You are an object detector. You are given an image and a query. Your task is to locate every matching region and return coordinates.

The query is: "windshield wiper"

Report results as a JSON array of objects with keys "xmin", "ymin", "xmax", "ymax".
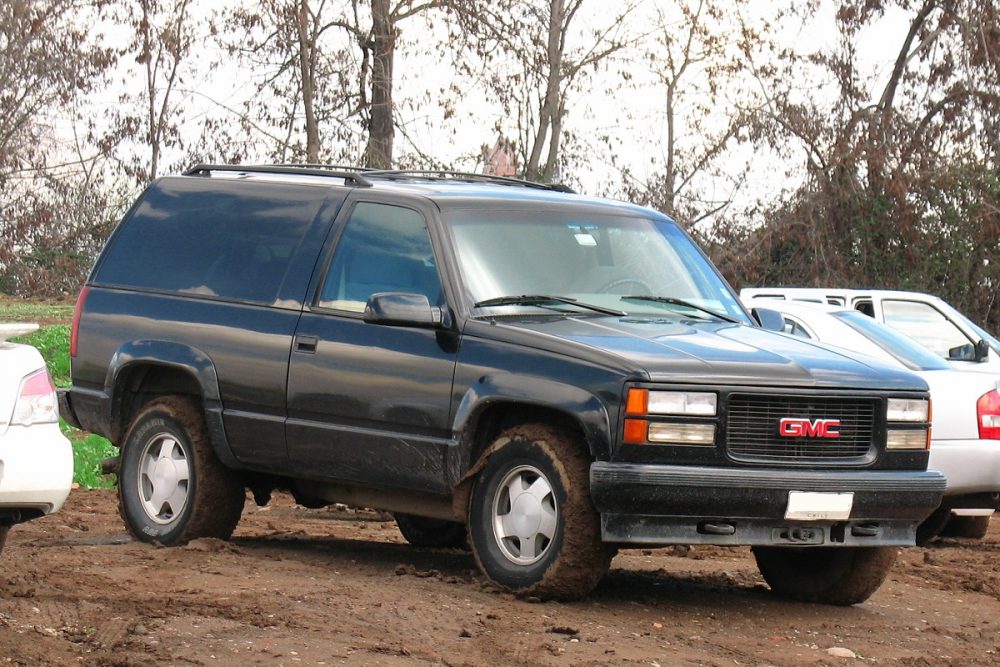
[
  {"xmin": 475, "ymin": 294, "xmax": 626, "ymax": 317},
  {"xmin": 620, "ymin": 295, "xmax": 740, "ymax": 323}
]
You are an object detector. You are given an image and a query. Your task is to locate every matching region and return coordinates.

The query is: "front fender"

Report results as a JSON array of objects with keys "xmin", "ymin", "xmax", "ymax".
[{"xmin": 453, "ymin": 373, "xmax": 613, "ymax": 462}]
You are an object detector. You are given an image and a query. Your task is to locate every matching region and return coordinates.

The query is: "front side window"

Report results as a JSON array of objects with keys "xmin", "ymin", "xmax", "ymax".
[
  {"xmin": 442, "ymin": 207, "xmax": 750, "ymax": 323},
  {"xmin": 881, "ymin": 300, "xmax": 971, "ymax": 359},
  {"xmin": 318, "ymin": 203, "xmax": 442, "ymax": 312}
]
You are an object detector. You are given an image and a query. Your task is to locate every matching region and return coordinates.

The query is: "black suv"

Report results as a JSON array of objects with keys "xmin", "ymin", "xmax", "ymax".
[{"xmin": 61, "ymin": 165, "xmax": 945, "ymax": 604}]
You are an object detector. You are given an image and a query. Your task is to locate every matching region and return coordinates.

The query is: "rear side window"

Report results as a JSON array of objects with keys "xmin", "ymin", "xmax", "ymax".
[{"xmin": 95, "ymin": 178, "xmax": 327, "ymax": 304}]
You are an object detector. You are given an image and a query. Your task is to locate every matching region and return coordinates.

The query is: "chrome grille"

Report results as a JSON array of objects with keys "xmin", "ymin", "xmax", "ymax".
[{"xmin": 726, "ymin": 394, "xmax": 877, "ymax": 461}]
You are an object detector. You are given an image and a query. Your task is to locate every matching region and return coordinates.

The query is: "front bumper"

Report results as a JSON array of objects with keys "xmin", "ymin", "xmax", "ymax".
[
  {"xmin": 0, "ymin": 422, "xmax": 73, "ymax": 524},
  {"xmin": 590, "ymin": 462, "xmax": 946, "ymax": 547}
]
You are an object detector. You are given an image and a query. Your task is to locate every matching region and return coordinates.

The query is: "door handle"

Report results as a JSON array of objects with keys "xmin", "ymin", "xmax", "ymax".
[{"xmin": 294, "ymin": 335, "xmax": 318, "ymax": 353}]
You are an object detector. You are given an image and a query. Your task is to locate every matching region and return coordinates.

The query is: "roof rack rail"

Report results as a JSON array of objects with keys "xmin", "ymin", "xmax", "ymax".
[
  {"xmin": 363, "ymin": 169, "xmax": 575, "ymax": 193},
  {"xmin": 184, "ymin": 164, "xmax": 373, "ymax": 188},
  {"xmin": 270, "ymin": 163, "xmax": 378, "ymax": 172}
]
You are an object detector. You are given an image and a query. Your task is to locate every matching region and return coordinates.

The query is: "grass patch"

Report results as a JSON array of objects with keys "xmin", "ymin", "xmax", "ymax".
[
  {"xmin": 18, "ymin": 325, "xmax": 71, "ymax": 387},
  {"xmin": 66, "ymin": 427, "xmax": 118, "ymax": 490},
  {"xmin": 0, "ymin": 299, "xmax": 73, "ymax": 324}
]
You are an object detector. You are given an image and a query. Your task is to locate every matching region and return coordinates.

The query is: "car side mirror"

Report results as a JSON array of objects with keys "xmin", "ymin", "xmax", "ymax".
[
  {"xmin": 948, "ymin": 339, "xmax": 991, "ymax": 362},
  {"xmin": 752, "ymin": 307, "xmax": 786, "ymax": 332},
  {"xmin": 364, "ymin": 292, "xmax": 443, "ymax": 328}
]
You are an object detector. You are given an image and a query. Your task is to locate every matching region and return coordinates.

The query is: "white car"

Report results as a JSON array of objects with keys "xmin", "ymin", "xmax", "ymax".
[
  {"xmin": 0, "ymin": 323, "xmax": 74, "ymax": 554},
  {"xmin": 741, "ymin": 287, "xmax": 1000, "ymax": 371},
  {"xmin": 745, "ymin": 299, "xmax": 1000, "ymax": 541}
]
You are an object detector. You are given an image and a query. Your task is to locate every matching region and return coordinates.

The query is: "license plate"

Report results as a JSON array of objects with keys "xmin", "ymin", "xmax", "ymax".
[{"xmin": 784, "ymin": 491, "xmax": 854, "ymax": 521}]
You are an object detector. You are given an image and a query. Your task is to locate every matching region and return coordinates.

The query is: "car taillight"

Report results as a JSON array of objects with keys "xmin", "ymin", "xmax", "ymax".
[
  {"xmin": 11, "ymin": 368, "xmax": 59, "ymax": 426},
  {"xmin": 977, "ymin": 389, "xmax": 1000, "ymax": 440},
  {"xmin": 70, "ymin": 285, "xmax": 90, "ymax": 358}
]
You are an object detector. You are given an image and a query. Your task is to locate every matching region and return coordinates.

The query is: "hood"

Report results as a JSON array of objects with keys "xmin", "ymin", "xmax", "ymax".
[{"xmin": 495, "ymin": 316, "xmax": 928, "ymax": 391}]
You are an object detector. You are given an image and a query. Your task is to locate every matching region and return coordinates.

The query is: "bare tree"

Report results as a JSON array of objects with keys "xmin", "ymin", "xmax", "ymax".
[
  {"xmin": 454, "ymin": 0, "xmax": 637, "ymax": 183},
  {"xmin": 101, "ymin": 0, "xmax": 203, "ymax": 182},
  {"xmin": 714, "ymin": 0, "xmax": 1000, "ymax": 325},
  {"xmin": 614, "ymin": 1, "xmax": 767, "ymax": 225},
  {"xmin": 0, "ymin": 0, "xmax": 111, "ymax": 186},
  {"xmin": 225, "ymin": 0, "xmax": 448, "ymax": 167}
]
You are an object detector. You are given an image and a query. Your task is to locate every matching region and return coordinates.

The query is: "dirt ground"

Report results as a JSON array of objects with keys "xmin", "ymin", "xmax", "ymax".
[{"xmin": 2, "ymin": 490, "xmax": 998, "ymax": 666}]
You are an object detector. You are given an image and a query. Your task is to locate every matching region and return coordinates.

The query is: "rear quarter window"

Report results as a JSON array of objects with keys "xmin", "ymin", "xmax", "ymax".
[{"xmin": 94, "ymin": 177, "xmax": 328, "ymax": 304}]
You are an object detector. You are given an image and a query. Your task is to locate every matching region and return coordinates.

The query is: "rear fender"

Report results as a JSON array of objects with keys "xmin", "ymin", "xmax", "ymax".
[{"xmin": 106, "ymin": 340, "xmax": 237, "ymax": 467}]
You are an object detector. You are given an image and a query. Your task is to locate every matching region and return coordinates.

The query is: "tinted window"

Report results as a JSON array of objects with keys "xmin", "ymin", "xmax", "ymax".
[
  {"xmin": 318, "ymin": 203, "xmax": 442, "ymax": 312},
  {"xmin": 881, "ymin": 299, "xmax": 971, "ymax": 358},
  {"xmin": 96, "ymin": 178, "xmax": 325, "ymax": 304}
]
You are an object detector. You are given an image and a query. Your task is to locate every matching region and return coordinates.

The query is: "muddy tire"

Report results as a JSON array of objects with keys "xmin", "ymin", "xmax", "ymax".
[
  {"xmin": 118, "ymin": 396, "xmax": 245, "ymax": 546},
  {"xmin": 941, "ymin": 515, "xmax": 991, "ymax": 539},
  {"xmin": 467, "ymin": 424, "xmax": 613, "ymax": 600},
  {"xmin": 394, "ymin": 513, "xmax": 468, "ymax": 549},
  {"xmin": 0, "ymin": 526, "xmax": 8, "ymax": 555},
  {"xmin": 753, "ymin": 546, "xmax": 897, "ymax": 605},
  {"xmin": 916, "ymin": 506, "xmax": 952, "ymax": 545}
]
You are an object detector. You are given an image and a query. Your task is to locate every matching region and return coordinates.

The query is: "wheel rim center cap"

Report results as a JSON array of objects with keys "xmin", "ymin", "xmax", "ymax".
[
  {"xmin": 510, "ymin": 493, "xmax": 542, "ymax": 537},
  {"xmin": 153, "ymin": 458, "xmax": 177, "ymax": 490}
]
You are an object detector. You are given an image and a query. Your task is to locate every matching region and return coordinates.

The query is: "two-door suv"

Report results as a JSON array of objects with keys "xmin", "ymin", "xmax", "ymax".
[{"xmin": 61, "ymin": 165, "xmax": 945, "ymax": 604}]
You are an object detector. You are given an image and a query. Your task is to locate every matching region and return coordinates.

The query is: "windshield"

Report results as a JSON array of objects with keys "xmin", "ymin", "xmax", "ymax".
[
  {"xmin": 442, "ymin": 206, "xmax": 751, "ymax": 323},
  {"xmin": 834, "ymin": 311, "xmax": 951, "ymax": 371}
]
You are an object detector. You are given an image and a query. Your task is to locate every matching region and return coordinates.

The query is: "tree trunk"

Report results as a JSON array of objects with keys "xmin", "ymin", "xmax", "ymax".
[
  {"xmin": 142, "ymin": 0, "xmax": 158, "ymax": 179},
  {"xmin": 296, "ymin": 0, "xmax": 320, "ymax": 162},
  {"xmin": 364, "ymin": 0, "xmax": 395, "ymax": 169},
  {"xmin": 526, "ymin": 0, "xmax": 564, "ymax": 182}
]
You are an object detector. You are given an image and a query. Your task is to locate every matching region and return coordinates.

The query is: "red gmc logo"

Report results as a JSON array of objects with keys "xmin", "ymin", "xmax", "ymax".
[{"xmin": 778, "ymin": 417, "xmax": 841, "ymax": 438}]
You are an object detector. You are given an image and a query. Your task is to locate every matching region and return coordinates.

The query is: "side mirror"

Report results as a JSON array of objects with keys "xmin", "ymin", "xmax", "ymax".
[
  {"xmin": 948, "ymin": 339, "xmax": 991, "ymax": 362},
  {"xmin": 364, "ymin": 292, "xmax": 443, "ymax": 328},
  {"xmin": 752, "ymin": 307, "xmax": 786, "ymax": 332}
]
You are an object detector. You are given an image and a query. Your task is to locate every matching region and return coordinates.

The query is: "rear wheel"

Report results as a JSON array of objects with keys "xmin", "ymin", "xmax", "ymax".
[
  {"xmin": 467, "ymin": 424, "xmax": 613, "ymax": 599},
  {"xmin": 753, "ymin": 546, "xmax": 897, "ymax": 605},
  {"xmin": 118, "ymin": 396, "xmax": 245, "ymax": 545},
  {"xmin": 941, "ymin": 515, "xmax": 991, "ymax": 539},
  {"xmin": 394, "ymin": 513, "xmax": 468, "ymax": 549},
  {"xmin": 916, "ymin": 506, "xmax": 952, "ymax": 545}
]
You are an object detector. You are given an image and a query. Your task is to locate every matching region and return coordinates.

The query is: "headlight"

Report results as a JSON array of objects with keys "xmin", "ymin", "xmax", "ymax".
[
  {"xmin": 627, "ymin": 389, "xmax": 717, "ymax": 416},
  {"xmin": 886, "ymin": 398, "xmax": 929, "ymax": 422}
]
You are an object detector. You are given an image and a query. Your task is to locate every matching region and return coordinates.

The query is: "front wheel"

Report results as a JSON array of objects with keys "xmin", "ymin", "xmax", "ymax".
[
  {"xmin": 753, "ymin": 546, "xmax": 897, "ymax": 605},
  {"xmin": 118, "ymin": 396, "xmax": 245, "ymax": 545},
  {"xmin": 467, "ymin": 424, "xmax": 613, "ymax": 599}
]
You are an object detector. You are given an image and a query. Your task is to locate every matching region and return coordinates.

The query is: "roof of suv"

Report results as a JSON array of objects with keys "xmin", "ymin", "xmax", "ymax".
[{"xmin": 181, "ymin": 164, "xmax": 669, "ymax": 219}]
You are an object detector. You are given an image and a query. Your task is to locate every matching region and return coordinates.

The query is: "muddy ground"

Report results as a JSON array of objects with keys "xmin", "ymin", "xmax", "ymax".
[{"xmin": 1, "ymin": 490, "xmax": 998, "ymax": 666}]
